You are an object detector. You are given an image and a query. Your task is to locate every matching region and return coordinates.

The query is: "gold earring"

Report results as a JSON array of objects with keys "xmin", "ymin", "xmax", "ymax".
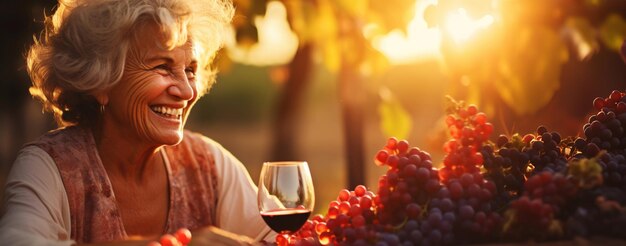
[{"xmin": 100, "ymin": 104, "xmax": 105, "ymax": 114}]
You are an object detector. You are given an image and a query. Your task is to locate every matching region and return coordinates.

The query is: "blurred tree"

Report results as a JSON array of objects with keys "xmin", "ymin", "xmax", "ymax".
[
  {"xmin": 229, "ymin": 0, "xmax": 416, "ymax": 189},
  {"xmin": 270, "ymin": 44, "xmax": 313, "ymax": 162},
  {"xmin": 279, "ymin": 0, "xmax": 416, "ymax": 189},
  {"xmin": 423, "ymin": 0, "xmax": 626, "ymax": 136}
]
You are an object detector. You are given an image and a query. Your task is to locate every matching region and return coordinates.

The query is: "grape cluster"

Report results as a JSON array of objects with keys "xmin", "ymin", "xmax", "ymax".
[
  {"xmin": 375, "ymin": 138, "xmax": 438, "ymax": 224},
  {"xmin": 574, "ymin": 90, "xmax": 626, "ymax": 193},
  {"xmin": 437, "ymin": 102, "xmax": 503, "ymax": 243},
  {"xmin": 525, "ymin": 172, "xmax": 578, "ymax": 209},
  {"xmin": 597, "ymin": 152, "xmax": 626, "ymax": 191},
  {"xmin": 274, "ymin": 185, "xmax": 378, "ymax": 246},
  {"xmin": 322, "ymin": 186, "xmax": 378, "ymax": 244},
  {"xmin": 503, "ymin": 195, "xmax": 560, "ymax": 240},
  {"xmin": 565, "ymin": 190, "xmax": 626, "ymax": 239},
  {"xmin": 526, "ymin": 127, "xmax": 568, "ymax": 174},
  {"xmin": 481, "ymin": 134, "xmax": 532, "ymax": 206},
  {"xmin": 502, "ymin": 171, "xmax": 578, "ymax": 240},
  {"xmin": 439, "ymin": 102, "xmax": 492, "ymax": 181},
  {"xmin": 375, "ymin": 137, "xmax": 449, "ymax": 245},
  {"xmin": 285, "ymin": 91, "xmax": 626, "ymax": 245},
  {"xmin": 444, "ymin": 174, "xmax": 502, "ymax": 243},
  {"xmin": 480, "ymin": 125, "xmax": 571, "ymax": 211},
  {"xmin": 583, "ymin": 90, "xmax": 626, "ymax": 154}
]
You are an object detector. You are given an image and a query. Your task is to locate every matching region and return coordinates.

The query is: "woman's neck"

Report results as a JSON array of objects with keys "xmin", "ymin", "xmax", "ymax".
[{"xmin": 92, "ymin": 123, "xmax": 163, "ymax": 184}]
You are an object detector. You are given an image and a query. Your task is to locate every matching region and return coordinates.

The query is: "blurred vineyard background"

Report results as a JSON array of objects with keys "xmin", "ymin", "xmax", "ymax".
[{"xmin": 1, "ymin": 0, "xmax": 626, "ymax": 215}]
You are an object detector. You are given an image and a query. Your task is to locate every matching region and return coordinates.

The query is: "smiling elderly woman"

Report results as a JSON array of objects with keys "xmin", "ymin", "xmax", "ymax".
[{"xmin": 0, "ymin": 0, "xmax": 274, "ymax": 245}]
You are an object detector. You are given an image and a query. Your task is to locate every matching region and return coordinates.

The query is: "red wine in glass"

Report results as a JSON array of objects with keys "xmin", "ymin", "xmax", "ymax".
[
  {"xmin": 260, "ymin": 208, "xmax": 311, "ymax": 233},
  {"xmin": 258, "ymin": 161, "xmax": 315, "ymax": 240}
]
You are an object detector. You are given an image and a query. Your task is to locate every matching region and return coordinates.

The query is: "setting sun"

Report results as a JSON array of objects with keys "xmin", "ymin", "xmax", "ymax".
[
  {"xmin": 372, "ymin": 1, "xmax": 497, "ymax": 64},
  {"xmin": 226, "ymin": 1, "xmax": 299, "ymax": 66},
  {"xmin": 445, "ymin": 8, "xmax": 494, "ymax": 43},
  {"xmin": 371, "ymin": 0, "xmax": 441, "ymax": 64}
]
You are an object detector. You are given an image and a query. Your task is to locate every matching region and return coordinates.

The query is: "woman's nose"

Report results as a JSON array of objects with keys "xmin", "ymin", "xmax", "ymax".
[{"xmin": 168, "ymin": 75, "xmax": 194, "ymax": 100}]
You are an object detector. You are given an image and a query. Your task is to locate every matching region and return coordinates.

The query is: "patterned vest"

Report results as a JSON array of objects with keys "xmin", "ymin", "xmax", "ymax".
[{"xmin": 29, "ymin": 126, "xmax": 218, "ymax": 244}]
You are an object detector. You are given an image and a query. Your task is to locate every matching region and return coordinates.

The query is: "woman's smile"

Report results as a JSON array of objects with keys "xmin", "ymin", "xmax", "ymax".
[{"xmin": 150, "ymin": 105, "xmax": 184, "ymax": 120}]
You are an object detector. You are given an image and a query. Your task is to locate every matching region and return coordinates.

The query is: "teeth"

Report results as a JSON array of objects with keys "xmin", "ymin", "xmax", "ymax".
[{"xmin": 151, "ymin": 106, "xmax": 183, "ymax": 118}]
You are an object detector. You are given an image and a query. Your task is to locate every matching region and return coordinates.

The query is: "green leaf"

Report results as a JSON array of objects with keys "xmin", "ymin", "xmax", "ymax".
[
  {"xmin": 568, "ymin": 154, "xmax": 604, "ymax": 189},
  {"xmin": 495, "ymin": 26, "xmax": 568, "ymax": 116},
  {"xmin": 564, "ymin": 17, "xmax": 599, "ymax": 60},
  {"xmin": 378, "ymin": 87, "xmax": 412, "ymax": 139},
  {"xmin": 600, "ymin": 14, "xmax": 626, "ymax": 52}
]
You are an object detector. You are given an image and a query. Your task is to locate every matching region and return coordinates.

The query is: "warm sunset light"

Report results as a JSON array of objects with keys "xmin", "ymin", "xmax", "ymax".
[
  {"xmin": 444, "ymin": 8, "xmax": 494, "ymax": 43},
  {"xmin": 373, "ymin": 1, "xmax": 498, "ymax": 64},
  {"xmin": 371, "ymin": 0, "xmax": 441, "ymax": 64},
  {"xmin": 226, "ymin": 1, "xmax": 299, "ymax": 66},
  {"xmin": 5, "ymin": 1, "xmax": 626, "ymax": 245}
]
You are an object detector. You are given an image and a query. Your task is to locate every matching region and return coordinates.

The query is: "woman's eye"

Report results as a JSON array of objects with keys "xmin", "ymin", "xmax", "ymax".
[
  {"xmin": 185, "ymin": 67, "xmax": 196, "ymax": 79},
  {"xmin": 152, "ymin": 64, "xmax": 171, "ymax": 74}
]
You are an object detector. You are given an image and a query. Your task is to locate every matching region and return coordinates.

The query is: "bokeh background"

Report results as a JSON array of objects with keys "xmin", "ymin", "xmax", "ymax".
[{"xmin": 1, "ymin": 0, "xmax": 625, "ymax": 215}]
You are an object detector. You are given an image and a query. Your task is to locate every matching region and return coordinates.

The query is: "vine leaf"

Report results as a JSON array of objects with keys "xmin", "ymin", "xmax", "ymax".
[
  {"xmin": 564, "ymin": 17, "xmax": 599, "ymax": 60},
  {"xmin": 495, "ymin": 26, "xmax": 568, "ymax": 116},
  {"xmin": 378, "ymin": 87, "xmax": 412, "ymax": 139},
  {"xmin": 600, "ymin": 14, "xmax": 626, "ymax": 52}
]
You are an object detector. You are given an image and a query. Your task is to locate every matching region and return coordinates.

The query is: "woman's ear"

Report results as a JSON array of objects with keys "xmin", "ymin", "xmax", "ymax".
[{"xmin": 94, "ymin": 91, "xmax": 109, "ymax": 106}]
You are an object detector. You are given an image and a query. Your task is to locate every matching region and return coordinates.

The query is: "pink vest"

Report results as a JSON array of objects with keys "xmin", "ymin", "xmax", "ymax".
[{"xmin": 30, "ymin": 126, "xmax": 218, "ymax": 244}]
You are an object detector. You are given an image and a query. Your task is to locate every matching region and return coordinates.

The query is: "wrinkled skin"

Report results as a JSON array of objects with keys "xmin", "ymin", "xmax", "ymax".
[{"xmin": 102, "ymin": 23, "xmax": 198, "ymax": 147}]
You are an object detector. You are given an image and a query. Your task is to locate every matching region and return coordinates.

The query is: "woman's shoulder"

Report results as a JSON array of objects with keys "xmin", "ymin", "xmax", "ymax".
[
  {"xmin": 14, "ymin": 145, "xmax": 55, "ymax": 165},
  {"xmin": 28, "ymin": 126, "xmax": 88, "ymax": 147},
  {"xmin": 38, "ymin": 126, "xmax": 84, "ymax": 137},
  {"xmin": 8, "ymin": 145, "xmax": 64, "ymax": 189}
]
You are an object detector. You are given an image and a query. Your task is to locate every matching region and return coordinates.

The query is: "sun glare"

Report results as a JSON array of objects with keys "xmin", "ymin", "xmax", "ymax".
[
  {"xmin": 373, "ymin": 1, "xmax": 497, "ymax": 64},
  {"xmin": 226, "ymin": 1, "xmax": 299, "ymax": 66},
  {"xmin": 445, "ymin": 8, "xmax": 494, "ymax": 43},
  {"xmin": 371, "ymin": 0, "xmax": 441, "ymax": 64},
  {"xmin": 226, "ymin": 0, "xmax": 497, "ymax": 66}
]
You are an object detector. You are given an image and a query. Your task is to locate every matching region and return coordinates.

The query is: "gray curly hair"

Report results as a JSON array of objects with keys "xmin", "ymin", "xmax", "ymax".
[{"xmin": 27, "ymin": 0, "xmax": 234, "ymax": 126}]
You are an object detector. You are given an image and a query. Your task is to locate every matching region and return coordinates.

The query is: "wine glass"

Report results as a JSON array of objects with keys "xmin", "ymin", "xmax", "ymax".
[{"xmin": 258, "ymin": 161, "xmax": 315, "ymax": 239}]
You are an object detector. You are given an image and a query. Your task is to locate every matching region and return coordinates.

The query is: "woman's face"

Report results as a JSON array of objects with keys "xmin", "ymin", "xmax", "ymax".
[{"xmin": 104, "ymin": 23, "xmax": 198, "ymax": 146}]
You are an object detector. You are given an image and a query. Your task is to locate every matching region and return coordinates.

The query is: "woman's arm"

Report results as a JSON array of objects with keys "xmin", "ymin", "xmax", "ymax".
[
  {"xmin": 205, "ymin": 137, "xmax": 276, "ymax": 242},
  {"xmin": 0, "ymin": 146, "xmax": 74, "ymax": 245}
]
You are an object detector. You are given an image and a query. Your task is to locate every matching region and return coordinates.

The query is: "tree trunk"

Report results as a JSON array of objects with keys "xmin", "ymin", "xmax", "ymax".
[
  {"xmin": 270, "ymin": 44, "xmax": 313, "ymax": 161},
  {"xmin": 339, "ymin": 62, "xmax": 366, "ymax": 190}
]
